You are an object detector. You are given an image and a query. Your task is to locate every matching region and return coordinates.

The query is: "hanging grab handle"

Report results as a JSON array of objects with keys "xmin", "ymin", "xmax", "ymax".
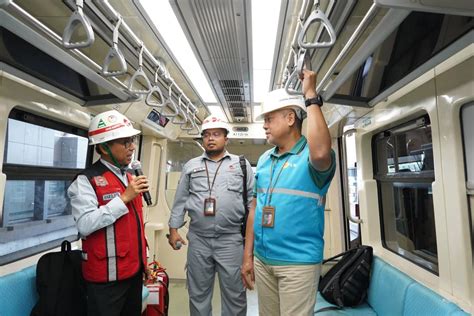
[
  {"xmin": 127, "ymin": 42, "xmax": 152, "ymax": 95},
  {"xmin": 172, "ymin": 94, "xmax": 188, "ymax": 125},
  {"xmin": 295, "ymin": 49, "xmax": 311, "ymax": 76},
  {"xmin": 161, "ymin": 82, "xmax": 179, "ymax": 118},
  {"xmin": 146, "ymin": 68, "xmax": 165, "ymax": 108},
  {"xmin": 180, "ymin": 105, "xmax": 194, "ymax": 131},
  {"xmin": 284, "ymin": 69, "xmax": 303, "ymax": 96},
  {"xmin": 187, "ymin": 107, "xmax": 200, "ymax": 135},
  {"xmin": 298, "ymin": 9, "xmax": 336, "ymax": 49},
  {"xmin": 102, "ymin": 16, "xmax": 127, "ymax": 77},
  {"xmin": 62, "ymin": 0, "xmax": 95, "ymax": 49}
]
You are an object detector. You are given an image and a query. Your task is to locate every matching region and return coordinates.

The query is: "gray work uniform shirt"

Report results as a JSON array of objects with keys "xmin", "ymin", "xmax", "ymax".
[
  {"xmin": 169, "ymin": 151, "xmax": 254, "ymax": 237},
  {"xmin": 67, "ymin": 159, "xmax": 129, "ymax": 237}
]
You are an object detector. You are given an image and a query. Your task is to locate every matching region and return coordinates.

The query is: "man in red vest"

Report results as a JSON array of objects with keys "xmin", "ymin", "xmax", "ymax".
[{"xmin": 68, "ymin": 110, "xmax": 149, "ymax": 316}]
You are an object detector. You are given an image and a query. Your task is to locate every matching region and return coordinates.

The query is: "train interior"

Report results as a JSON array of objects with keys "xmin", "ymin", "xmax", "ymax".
[{"xmin": 0, "ymin": 0, "xmax": 473, "ymax": 315}]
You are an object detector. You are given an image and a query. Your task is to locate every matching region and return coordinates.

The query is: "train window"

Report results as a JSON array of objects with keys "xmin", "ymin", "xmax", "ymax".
[
  {"xmin": 165, "ymin": 141, "xmax": 204, "ymax": 208},
  {"xmin": 373, "ymin": 115, "xmax": 438, "ymax": 273},
  {"xmin": 0, "ymin": 109, "xmax": 91, "ymax": 264}
]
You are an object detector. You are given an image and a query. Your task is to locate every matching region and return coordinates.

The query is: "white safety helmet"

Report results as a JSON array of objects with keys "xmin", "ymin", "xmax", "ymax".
[
  {"xmin": 88, "ymin": 110, "xmax": 141, "ymax": 145},
  {"xmin": 201, "ymin": 115, "xmax": 230, "ymax": 135},
  {"xmin": 256, "ymin": 88, "xmax": 306, "ymax": 121}
]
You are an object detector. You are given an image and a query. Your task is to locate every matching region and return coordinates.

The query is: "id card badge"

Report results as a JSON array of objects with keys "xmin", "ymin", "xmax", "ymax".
[
  {"xmin": 204, "ymin": 197, "xmax": 216, "ymax": 216},
  {"xmin": 262, "ymin": 206, "xmax": 275, "ymax": 228}
]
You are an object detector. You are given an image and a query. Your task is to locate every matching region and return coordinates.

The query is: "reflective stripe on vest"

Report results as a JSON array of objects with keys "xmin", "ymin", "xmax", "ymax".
[
  {"xmin": 256, "ymin": 187, "xmax": 324, "ymax": 206},
  {"xmin": 106, "ymin": 225, "xmax": 117, "ymax": 282}
]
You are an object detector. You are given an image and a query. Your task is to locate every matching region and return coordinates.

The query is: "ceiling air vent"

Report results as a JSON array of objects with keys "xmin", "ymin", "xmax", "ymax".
[{"xmin": 171, "ymin": 0, "xmax": 253, "ymax": 123}]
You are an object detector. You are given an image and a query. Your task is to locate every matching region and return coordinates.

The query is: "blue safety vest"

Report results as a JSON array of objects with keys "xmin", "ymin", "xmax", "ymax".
[{"xmin": 254, "ymin": 136, "xmax": 334, "ymax": 264}]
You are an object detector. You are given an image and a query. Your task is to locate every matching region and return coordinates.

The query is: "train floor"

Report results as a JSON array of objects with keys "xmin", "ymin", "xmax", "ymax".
[{"xmin": 168, "ymin": 277, "xmax": 259, "ymax": 315}]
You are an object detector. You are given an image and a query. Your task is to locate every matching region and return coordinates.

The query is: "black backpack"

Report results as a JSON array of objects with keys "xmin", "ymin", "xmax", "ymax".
[
  {"xmin": 317, "ymin": 245, "xmax": 373, "ymax": 311},
  {"xmin": 31, "ymin": 240, "xmax": 87, "ymax": 316}
]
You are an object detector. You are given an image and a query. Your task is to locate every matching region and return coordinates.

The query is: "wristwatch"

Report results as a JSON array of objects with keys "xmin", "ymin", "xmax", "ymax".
[{"xmin": 304, "ymin": 94, "xmax": 324, "ymax": 107}]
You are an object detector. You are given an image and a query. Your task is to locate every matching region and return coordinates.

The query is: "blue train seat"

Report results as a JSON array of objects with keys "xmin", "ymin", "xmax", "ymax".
[
  {"xmin": 314, "ymin": 257, "xmax": 469, "ymax": 315},
  {"xmin": 0, "ymin": 265, "xmax": 150, "ymax": 316}
]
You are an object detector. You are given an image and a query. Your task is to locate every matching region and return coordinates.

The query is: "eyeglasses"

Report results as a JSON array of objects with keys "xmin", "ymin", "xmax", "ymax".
[
  {"xmin": 202, "ymin": 131, "xmax": 224, "ymax": 139},
  {"xmin": 113, "ymin": 136, "xmax": 137, "ymax": 148}
]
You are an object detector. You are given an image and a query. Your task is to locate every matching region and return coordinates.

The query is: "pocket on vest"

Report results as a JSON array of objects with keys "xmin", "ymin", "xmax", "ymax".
[{"xmin": 227, "ymin": 172, "xmax": 243, "ymax": 192}]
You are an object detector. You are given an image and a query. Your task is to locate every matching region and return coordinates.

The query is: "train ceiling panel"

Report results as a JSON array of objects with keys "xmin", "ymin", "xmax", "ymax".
[{"xmin": 170, "ymin": 0, "xmax": 253, "ymax": 123}]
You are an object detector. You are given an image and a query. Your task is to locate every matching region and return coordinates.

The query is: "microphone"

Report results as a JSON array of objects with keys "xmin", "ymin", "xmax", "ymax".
[
  {"xmin": 166, "ymin": 234, "xmax": 182, "ymax": 249},
  {"xmin": 131, "ymin": 160, "xmax": 152, "ymax": 206}
]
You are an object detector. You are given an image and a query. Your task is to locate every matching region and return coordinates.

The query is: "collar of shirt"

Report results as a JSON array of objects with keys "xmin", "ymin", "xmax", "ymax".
[
  {"xmin": 201, "ymin": 150, "xmax": 231, "ymax": 162},
  {"xmin": 99, "ymin": 158, "xmax": 129, "ymax": 185},
  {"xmin": 270, "ymin": 136, "xmax": 307, "ymax": 159}
]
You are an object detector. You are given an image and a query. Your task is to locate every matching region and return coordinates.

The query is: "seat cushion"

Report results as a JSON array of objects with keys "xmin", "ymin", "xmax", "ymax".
[
  {"xmin": 0, "ymin": 266, "xmax": 39, "ymax": 316},
  {"xmin": 314, "ymin": 292, "xmax": 377, "ymax": 315},
  {"xmin": 367, "ymin": 257, "xmax": 414, "ymax": 316},
  {"xmin": 403, "ymin": 283, "xmax": 470, "ymax": 316}
]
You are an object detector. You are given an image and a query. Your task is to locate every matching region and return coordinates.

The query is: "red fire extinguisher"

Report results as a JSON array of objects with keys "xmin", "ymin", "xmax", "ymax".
[{"xmin": 145, "ymin": 257, "xmax": 169, "ymax": 316}]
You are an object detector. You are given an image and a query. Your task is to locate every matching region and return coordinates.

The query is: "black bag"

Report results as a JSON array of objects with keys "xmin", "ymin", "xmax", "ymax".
[
  {"xmin": 31, "ymin": 240, "xmax": 87, "ymax": 316},
  {"xmin": 317, "ymin": 245, "xmax": 373, "ymax": 309},
  {"xmin": 239, "ymin": 155, "xmax": 249, "ymax": 240}
]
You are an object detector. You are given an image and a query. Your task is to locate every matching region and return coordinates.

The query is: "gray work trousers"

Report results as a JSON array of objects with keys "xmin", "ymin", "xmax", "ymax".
[{"xmin": 186, "ymin": 231, "xmax": 247, "ymax": 316}]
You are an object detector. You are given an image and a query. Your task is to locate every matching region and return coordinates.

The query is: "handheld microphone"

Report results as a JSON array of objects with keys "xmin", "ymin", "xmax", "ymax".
[{"xmin": 131, "ymin": 160, "xmax": 152, "ymax": 206}]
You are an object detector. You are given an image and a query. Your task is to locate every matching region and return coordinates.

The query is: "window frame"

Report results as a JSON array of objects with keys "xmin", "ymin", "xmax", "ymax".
[
  {"xmin": 0, "ymin": 108, "xmax": 93, "ymax": 264},
  {"xmin": 372, "ymin": 114, "xmax": 439, "ymax": 274}
]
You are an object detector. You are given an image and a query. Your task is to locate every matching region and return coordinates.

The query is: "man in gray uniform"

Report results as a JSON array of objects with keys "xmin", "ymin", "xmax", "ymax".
[{"xmin": 168, "ymin": 115, "xmax": 254, "ymax": 316}]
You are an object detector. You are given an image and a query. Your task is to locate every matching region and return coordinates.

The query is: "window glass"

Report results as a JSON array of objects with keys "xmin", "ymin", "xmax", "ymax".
[
  {"xmin": 373, "ymin": 115, "xmax": 438, "ymax": 273},
  {"xmin": 1, "ymin": 109, "xmax": 89, "ymax": 264},
  {"xmin": 5, "ymin": 119, "xmax": 88, "ymax": 168}
]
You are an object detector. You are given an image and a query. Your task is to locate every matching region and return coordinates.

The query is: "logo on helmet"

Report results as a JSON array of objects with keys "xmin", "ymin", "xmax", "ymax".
[
  {"xmin": 97, "ymin": 119, "xmax": 106, "ymax": 128},
  {"xmin": 107, "ymin": 115, "xmax": 117, "ymax": 123}
]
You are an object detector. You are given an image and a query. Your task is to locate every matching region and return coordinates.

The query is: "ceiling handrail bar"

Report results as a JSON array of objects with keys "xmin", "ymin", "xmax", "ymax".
[
  {"xmin": 62, "ymin": 0, "xmax": 95, "ymax": 49},
  {"xmin": 316, "ymin": 3, "xmax": 378, "ymax": 92},
  {"xmin": 127, "ymin": 41, "xmax": 152, "ymax": 95},
  {"xmin": 145, "ymin": 67, "xmax": 165, "ymax": 108},
  {"xmin": 298, "ymin": 4, "xmax": 336, "ymax": 49},
  {"xmin": 183, "ymin": 95, "xmax": 198, "ymax": 114},
  {"xmin": 94, "ymin": 0, "xmax": 198, "ymax": 110},
  {"xmin": 102, "ymin": 16, "xmax": 127, "ymax": 77},
  {"xmin": 161, "ymin": 81, "xmax": 179, "ymax": 118},
  {"xmin": 298, "ymin": 0, "xmax": 314, "ymax": 22}
]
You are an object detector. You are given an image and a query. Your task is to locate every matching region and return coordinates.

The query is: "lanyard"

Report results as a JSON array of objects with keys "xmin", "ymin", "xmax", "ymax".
[
  {"xmin": 264, "ymin": 155, "xmax": 291, "ymax": 206},
  {"xmin": 264, "ymin": 142, "xmax": 307, "ymax": 205},
  {"xmin": 204, "ymin": 159, "xmax": 225, "ymax": 198}
]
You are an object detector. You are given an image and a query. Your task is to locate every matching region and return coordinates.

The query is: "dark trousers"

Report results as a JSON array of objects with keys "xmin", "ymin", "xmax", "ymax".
[{"xmin": 86, "ymin": 272, "xmax": 143, "ymax": 316}]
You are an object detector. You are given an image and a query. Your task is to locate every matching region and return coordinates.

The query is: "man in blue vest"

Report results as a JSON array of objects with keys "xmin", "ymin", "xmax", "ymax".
[{"xmin": 241, "ymin": 69, "xmax": 336, "ymax": 316}]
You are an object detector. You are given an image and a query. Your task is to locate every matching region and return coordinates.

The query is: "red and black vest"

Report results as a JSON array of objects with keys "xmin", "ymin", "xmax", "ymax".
[{"xmin": 80, "ymin": 161, "xmax": 147, "ymax": 283}]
